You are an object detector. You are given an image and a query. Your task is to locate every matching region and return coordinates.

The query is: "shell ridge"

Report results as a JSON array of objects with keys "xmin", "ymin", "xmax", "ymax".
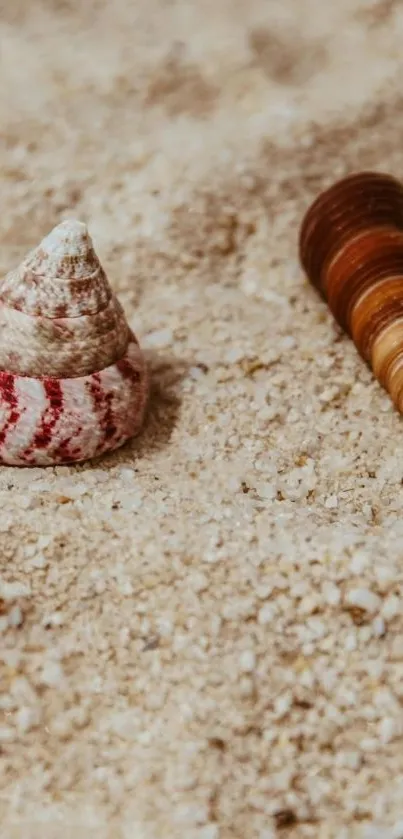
[
  {"xmin": 0, "ymin": 373, "xmax": 20, "ymax": 450},
  {"xmin": 1, "ymin": 377, "xmax": 46, "ymax": 464},
  {"xmin": 21, "ymin": 378, "xmax": 63, "ymax": 460},
  {"xmin": 0, "ymin": 278, "xmax": 129, "ymax": 378}
]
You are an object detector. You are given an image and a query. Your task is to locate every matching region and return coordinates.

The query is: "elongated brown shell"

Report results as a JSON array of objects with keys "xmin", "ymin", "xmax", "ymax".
[{"xmin": 299, "ymin": 172, "xmax": 403, "ymax": 413}]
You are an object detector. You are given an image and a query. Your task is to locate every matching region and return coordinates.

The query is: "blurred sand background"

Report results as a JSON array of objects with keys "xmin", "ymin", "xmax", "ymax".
[{"xmin": 2, "ymin": 1, "xmax": 403, "ymax": 837}]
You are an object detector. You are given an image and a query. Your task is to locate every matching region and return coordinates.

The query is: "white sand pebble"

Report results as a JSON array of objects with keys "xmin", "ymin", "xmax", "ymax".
[
  {"xmin": 239, "ymin": 650, "xmax": 256, "ymax": 673},
  {"xmin": 274, "ymin": 692, "xmax": 292, "ymax": 718},
  {"xmin": 279, "ymin": 335, "xmax": 296, "ymax": 351},
  {"xmin": 258, "ymin": 603, "xmax": 276, "ymax": 625},
  {"xmin": 41, "ymin": 660, "xmax": 64, "ymax": 687},
  {"xmin": 15, "ymin": 706, "xmax": 38, "ymax": 735},
  {"xmin": 350, "ymin": 551, "xmax": 369, "ymax": 573},
  {"xmin": 197, "ymin": 826, "xmax": 220, "ymax": 839},
  {"xmin": 325, "ymin": 494, "xmax": 339, "ymax": 509},
  {"xmin": 372, "ymin": 616, "xmax": 386, "ymax": 637},
  {"xmin": 145, "ymin": 328, "xmax": 173, "ymax": 348},
  {"xmin": 0, "ymin": 726, "xmax": 15, "ymax": 742},
  {"xmin": 346, "ymin": 588, "xmax": 381, "ymax": 613},
  {"xmin": 8, "ymin": 606, "xmax": 23, "ymax": 627},
  {"xmin": 28, "ymin": 554, "xmax": 48, "ymax": 569},
  {"xmin": 0, "ymin": 580, "xmax": 30, "ymax": 599},
  {"xmin": 190, "ymin": 572, "xmax": 209, "ymax": 593},
  {"xmin": 381, "ymin": 595, "xmax": 400, "ymax": 621},
  {"xmin": 379, "ymin": 717, "xmax": 397, "ymax": 744},
  {"xmin": 322, "ymin": 581, "xmax": 341, "ymax": 606}
]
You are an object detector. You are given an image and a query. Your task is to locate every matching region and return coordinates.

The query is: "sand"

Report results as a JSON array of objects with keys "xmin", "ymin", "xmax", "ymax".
[{"xmin": 2, "ymin": 1, "xmax": 403, "ymax": 837}]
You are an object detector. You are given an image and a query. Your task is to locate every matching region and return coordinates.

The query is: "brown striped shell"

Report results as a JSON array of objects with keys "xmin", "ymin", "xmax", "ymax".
[{"xmin": 299, "ymin": 172, "xmax": 403, "ymax": 413}]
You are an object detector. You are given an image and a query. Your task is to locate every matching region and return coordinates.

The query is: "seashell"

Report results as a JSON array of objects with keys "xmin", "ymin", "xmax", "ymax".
[
  {"xmin": 0, "ymin": 220, "xmax": 149, "ymax": 466},
  {"xmin": 299, "ymin": 171, "xmax": 403, "ymax": 413}
]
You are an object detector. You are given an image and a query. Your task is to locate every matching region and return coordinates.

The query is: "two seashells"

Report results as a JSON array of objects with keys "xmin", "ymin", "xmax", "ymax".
[
  {"xmin": 0, "ymin": 221, "xmax": 149, "ymax": 466},
  {"xmin": 7, "ymin": 170, "xmax": 403, "ymax": 467}
]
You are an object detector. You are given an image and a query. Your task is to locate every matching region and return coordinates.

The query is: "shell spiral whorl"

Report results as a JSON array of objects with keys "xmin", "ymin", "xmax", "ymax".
[
  {"xmin": 0, "ymin": 220, "xmax": 149, "ymax": 466},
  {"xmin": 299, "ymin": 171, "xmax": 403, "ymax": 412}
]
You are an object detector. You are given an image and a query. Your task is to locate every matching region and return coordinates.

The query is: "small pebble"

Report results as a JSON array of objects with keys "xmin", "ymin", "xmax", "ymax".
[
  {"xmin": 346, "ymin": 588, "xmax": 381, "ymax": 614},
  {"xmin": 238, "ymin": 650, "xmax": 256, "ymax": 673},
  {"xmin": 41, "ymin": 660, "xmax": 64, "ymax": 687},
  {"xmin": 322, "ymin": 581, "xmax": 341, "ymax": 606},
  {"xmin": 144, "ymin": 327, "xmax": 174, "ymax": 348},
  {"xmin": 324, "ymin": 494, "xmax": 339, "ymax": 509},
  {"xmin": 382, "ymin": 595, "xmax": 400, "ymax": 621},
  {"xmin": 15, "ymin": 706, "xmax": 38, "ymax": 735},
  {"xmin": 379, "ymin": 716, "xmax": 397, "ymax": 744}
]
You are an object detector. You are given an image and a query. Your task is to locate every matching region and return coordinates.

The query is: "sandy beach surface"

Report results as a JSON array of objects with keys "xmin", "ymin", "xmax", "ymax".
[{"xmin": 2, "ymin": 1, "xmax": 403, "ymax": 836}]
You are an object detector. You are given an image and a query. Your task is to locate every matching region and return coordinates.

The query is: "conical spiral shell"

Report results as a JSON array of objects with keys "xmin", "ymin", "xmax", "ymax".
[
  {"xmin": 299, "ymin": 172, "xmax": 403, "ymax": 414},
  {"xmin": 0, "ymin": 220, "xmax": 149, "ymax": 466}
]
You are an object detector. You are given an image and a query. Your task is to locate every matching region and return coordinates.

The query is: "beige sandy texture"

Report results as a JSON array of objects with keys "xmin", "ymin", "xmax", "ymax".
[{"xmin": 3, "ymin": 1, "xmax": 403, "ymax": 837}]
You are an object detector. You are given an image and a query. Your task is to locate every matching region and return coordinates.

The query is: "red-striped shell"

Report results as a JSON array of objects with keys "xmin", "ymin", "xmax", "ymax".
[{"xmin": 0, "ymin": 220, "xmax": 149, "ymax": 466}]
